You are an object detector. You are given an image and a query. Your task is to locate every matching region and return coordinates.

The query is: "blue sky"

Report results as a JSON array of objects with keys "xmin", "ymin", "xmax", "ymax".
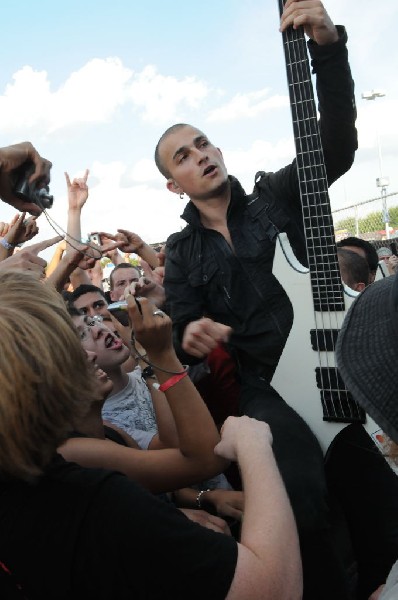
[{"xmin": 1, "ymin": 0, "xmax": 397, "ymax": 252}]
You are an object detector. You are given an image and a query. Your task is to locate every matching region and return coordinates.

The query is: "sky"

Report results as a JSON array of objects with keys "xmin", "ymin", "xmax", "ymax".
[{"xmin": 1, "ymin": 0, "xmax": 397, "ymax": 256}]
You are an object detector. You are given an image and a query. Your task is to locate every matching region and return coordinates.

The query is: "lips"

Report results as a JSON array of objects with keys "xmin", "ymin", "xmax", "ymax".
[
  {"xmin": 104, "ymin": 333, "xmax": 124, "ymax": 350},
  {"xmin": 203, "ymin": 164, "xmax": 217, "ymax": 176}
]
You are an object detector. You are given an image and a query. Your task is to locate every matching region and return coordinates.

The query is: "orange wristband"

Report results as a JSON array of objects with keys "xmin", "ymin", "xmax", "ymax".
[{"xmin": 155, "ymin": 371, "xmax": 188, "ymax": 392}]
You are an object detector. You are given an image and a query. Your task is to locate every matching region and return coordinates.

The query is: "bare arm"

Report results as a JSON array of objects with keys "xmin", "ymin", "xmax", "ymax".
[
  {"xmin": 100, "ymin": 229, "xmax": 160, "ymax": 269},
  {"xmin": 145, "ymin": 378, "xmax": 179, "ymax": 450},
  {"xmin": 217, "ymin": 417, "xmax": 302, "ymax": 600},
  {"xmin": 46, "ymin": 246, "xmax": 96, "ymax": 293},
  {"xmin": 128, "ymin": 296, "xmax": 228, "ymax": 476}
]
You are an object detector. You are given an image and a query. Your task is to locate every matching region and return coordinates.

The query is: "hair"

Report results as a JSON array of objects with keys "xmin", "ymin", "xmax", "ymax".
[
  {"xmin": 337, "ymin": 237, "xmax": 379, "ymax": 273},
  {"xmin": 69, "ymin": 283, "xmax": 107, "ymax": 303},
  {"xmin": 0, "ymin": 271, "xmax": 98, "ymax": 482},
  {"xmin": 109, "ymin": 263, "xmax": 141, "ymax": 290},
  {"xmin": 337, "ymin": 248, "xmax": 370, "ymax": 290},
  {"xmin": 154, "ymin": 123, "xmax": 191, "ymax": 179}
]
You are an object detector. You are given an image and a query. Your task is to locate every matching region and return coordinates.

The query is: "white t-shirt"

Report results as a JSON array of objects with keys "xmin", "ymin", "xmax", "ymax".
[{"xmin": 102, "ymin": 368, "xmax": 157, "ymax": 449}]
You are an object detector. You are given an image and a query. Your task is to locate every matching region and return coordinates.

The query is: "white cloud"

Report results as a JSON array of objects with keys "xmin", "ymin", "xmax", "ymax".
[
  {"xmin": 123, "ymin": 158, "xmax": 161, "ymax": 185},
  {"xmin": 224, "ymin": 138, "xmax": 295, "ymax": 190},
  {"xmin": 0, "ymin": 59, "xmax": 132, "ymax": 135},
  {"xmin": 127, "ymin": 65, "xmax": 208, "ymax": 123},
  {"xmin": 0, "ymin": 60, "xmax": 209, "ymax": 136},
  {"xmin": 207, "ymin": 89, "xmax": 289, "ymax": 122}
]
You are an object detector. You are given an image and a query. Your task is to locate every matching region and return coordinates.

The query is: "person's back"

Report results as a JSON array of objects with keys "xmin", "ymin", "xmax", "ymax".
[{"xmin": 1, "ymin": 456, "xmax": 238, "ymax": 600}]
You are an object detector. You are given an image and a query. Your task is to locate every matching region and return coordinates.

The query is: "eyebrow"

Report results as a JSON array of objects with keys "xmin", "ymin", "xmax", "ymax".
[{"xmin": 172, "ymin": 135, "xmax": 207, "ymax": 161}]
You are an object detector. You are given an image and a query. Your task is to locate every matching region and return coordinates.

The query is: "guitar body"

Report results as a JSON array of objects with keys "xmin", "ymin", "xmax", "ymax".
[{"xmin": 272, "ymin": 237, "xmax": 378, "ymax": 453}]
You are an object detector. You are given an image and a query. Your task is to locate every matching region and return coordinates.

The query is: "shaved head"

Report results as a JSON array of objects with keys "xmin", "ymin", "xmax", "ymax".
[{"xmin": 155, "ymin": 123, "xmax": 195, "ymax": 178}]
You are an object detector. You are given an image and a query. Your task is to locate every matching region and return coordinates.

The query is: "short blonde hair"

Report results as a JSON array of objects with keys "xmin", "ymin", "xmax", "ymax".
[{"xmin": 0, "ymin": 271, "xmax": 98, "ymax": 481}]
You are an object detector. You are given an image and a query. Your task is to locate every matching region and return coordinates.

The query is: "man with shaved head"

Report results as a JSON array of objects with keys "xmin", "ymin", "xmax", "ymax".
[{"xmin": 156, "ymin": 2, "xmax": 358, "ymax": 599}]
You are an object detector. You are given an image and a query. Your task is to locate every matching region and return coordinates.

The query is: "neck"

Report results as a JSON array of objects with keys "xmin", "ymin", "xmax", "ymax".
[
  {"xmin": 75, "ymin": 402, "xmax": 105, "ymax": 439},
  {"xmin": 191, "ymin": 182, "xmax": 231, "ymax": 229},
  {"xmin": 106, "ymin": 367, "xmax": 129, "ymax": 395}
]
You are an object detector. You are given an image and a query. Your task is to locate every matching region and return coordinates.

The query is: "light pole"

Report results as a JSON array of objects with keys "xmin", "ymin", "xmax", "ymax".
[{"xmin": 362, "ymin": 90, "xmax": 390, "ymax": 239}]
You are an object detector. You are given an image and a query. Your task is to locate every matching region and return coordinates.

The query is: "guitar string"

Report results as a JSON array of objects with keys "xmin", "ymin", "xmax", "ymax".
[
  {"xmin": 291, "ymin": 28, "xmax": 347, "ymax": 420},
  {"xmin": 284, "ymin": 22, "xmax": 337, "ymax": 418},
  {"xmin": 281, "ymin": 7, "xmax": 347, "ymax": 420}
]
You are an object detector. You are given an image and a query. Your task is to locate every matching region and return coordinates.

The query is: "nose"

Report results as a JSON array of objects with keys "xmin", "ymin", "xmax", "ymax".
[
  {"xmin": 85, "ymin": 350, "xmax": 97, "ymax": 363},
  {"xmin": 193, "ymin": 146, "xmax": 208, "ymax": 164}
]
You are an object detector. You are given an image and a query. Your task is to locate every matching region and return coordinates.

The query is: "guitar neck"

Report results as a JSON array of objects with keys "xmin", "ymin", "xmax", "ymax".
[{"xmin": 278, "ymin": 0, "xmax": 344, "ymax": 311}]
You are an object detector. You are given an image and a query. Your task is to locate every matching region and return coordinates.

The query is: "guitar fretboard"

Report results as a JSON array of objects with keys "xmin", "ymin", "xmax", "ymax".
[{"xmin": 279, "ymin": 4, "xmax": 344, "ymax": 312}]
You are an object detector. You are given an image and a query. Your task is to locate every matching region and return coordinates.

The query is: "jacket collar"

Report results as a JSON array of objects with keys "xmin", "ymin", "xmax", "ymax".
[{"xmin": 180, "ymin": 175, "xmax": 247, "ymax": 227}]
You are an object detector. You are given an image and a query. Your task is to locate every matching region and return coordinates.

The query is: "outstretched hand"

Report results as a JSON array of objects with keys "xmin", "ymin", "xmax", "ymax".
[
  {"xmin": 0, "ymin": 235, "xmax": 62, "ymax": 276},
  {"xmin": 5, "ymin": 212, "xmax": 39, "ymax": 247},
  {"xmin": 65, "ymin": 169, "xmax": 90, "ymax": 211},
  {"xmin": 280, "ymin": 0, "xmax": 338, "ymax": 46},
  {"xmin": 0, "ymin": 142, "xmax": 52, "ymax": 215},
  {"xmin": 126, "ymin": 295, "xmax": 173, "ymax": 358}
]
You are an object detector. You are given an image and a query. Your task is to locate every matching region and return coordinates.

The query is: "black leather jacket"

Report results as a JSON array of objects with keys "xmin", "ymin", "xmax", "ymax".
[{"xmin": 164, "ymin": 27, "xmax": 358, "ymax": 371}]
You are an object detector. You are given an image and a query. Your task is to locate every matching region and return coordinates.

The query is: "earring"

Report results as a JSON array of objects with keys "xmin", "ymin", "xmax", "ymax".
[{"xmin": 179, "ymin": 192, "xmax": 185, "ymax": 200}]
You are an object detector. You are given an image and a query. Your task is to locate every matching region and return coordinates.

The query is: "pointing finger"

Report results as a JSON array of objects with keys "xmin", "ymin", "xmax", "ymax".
[{"xmin": 28, "ymin": 235, "xmax": 63, "ymax": 255}]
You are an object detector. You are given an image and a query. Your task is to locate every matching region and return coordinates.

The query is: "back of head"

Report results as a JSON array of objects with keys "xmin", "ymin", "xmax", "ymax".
[
  {"xmin": 336, "ymin": 274, "xmax": 398, "ymax": 444},
  {"xmin": 337, "ymin": 237, "xmax": 379, "ymax": 274},
  {"xmin": 0, "ymin": 272, "xmax": 98, "ymax": 481},
  {"xmin": 337, "ymin": 248, "xmax": 370, "ymax": 291}
]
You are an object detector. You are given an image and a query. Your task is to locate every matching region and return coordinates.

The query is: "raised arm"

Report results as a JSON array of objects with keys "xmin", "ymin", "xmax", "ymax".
[{"xmin": 219, "ymin": 416, "xmax": 302, "ymax": 600}]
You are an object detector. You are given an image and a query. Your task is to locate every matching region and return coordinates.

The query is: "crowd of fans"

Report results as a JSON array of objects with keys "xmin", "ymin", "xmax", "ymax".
[{"xmin": 1, "ymin": 3, "xmax": 398, "ymax": 598}]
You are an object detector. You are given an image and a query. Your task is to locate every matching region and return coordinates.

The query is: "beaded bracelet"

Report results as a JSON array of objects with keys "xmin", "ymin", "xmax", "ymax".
[{"xmin": 196, "ymin": 489, "xmax": 211, "ymax": 509}]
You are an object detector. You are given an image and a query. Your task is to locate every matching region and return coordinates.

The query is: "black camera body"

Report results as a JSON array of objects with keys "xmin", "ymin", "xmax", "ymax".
[{"xmin": 13, "ymin": 161, "xmax": 53, "ymax": 209}]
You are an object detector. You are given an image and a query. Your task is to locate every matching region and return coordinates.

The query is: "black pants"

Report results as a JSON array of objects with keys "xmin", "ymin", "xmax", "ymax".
[{"xmin": 239, "ymin": 371, "xmax": 352, "ymax": 600}]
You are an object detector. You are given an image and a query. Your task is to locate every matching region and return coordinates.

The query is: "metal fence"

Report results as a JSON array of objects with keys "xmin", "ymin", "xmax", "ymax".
[{"xmin": 332, "ymin": 191, "xmax": 398, "ymax": 247}]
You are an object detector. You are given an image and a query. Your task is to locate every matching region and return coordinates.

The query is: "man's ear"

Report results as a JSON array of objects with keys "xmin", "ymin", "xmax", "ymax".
[
  {"xmin": 166, "ymin": 178, "xmax": 182, "ymax": 196},
  {"xmin": 356, "ymin": 282, "xmax": 367, "ymax": 292}
]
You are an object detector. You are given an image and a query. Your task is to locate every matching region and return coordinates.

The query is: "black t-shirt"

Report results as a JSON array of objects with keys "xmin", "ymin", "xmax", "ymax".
[{"xmin": 0, "ymin": 456, "xmax": 237, "ymax": 599}]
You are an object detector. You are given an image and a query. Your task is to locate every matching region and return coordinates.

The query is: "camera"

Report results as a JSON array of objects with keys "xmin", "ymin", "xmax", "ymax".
[{"xmin": 13, "ymin": 161, "xmax": 53, "ymax": 209}]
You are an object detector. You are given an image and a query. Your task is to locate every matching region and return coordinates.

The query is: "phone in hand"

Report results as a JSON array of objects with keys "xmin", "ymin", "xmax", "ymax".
[
  {"xmin": 88, "ymin": 232, "xmax": 101, "ymax": 246},
  {"xmin": 107, "ymin": 300, "xmax": 129, "ymax": 326}
]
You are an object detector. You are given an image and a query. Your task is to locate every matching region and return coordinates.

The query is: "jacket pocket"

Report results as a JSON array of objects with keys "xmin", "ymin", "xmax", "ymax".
[{"xmin": 188, "ymin": 259, "xmax": 219, "ymax": 288}]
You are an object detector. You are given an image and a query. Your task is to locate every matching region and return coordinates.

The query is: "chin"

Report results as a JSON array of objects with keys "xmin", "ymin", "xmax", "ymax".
[{"xmin": 195, "ymin": 178, "xmax": 229, "ymax": 201}]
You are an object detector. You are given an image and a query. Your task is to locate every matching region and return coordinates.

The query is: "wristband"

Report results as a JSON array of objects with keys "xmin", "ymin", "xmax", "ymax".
[
  {"xmin": 0, "ymin": 238, "xmax": 14, "ymax": 251},
  {"xmin": 153, "ymin": 371, "xmax": 188, "ymax": 392},
  {"xmin": 196, "ymin": 489, "xmax": 211, "ymax": 509}
]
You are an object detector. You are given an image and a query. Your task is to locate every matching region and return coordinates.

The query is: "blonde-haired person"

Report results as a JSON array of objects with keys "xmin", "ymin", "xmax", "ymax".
[
  {"xmin": 0, "ymin": 270, "xmax": 301, "ymax": 600},
  {"xmin": 0, "ymin": 270, "xmax": 97, "ymax": 481}
]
